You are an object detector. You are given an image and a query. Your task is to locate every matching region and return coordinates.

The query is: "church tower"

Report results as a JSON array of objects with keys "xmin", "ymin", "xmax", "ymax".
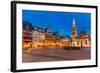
[{"xmin": 72, "ymin": 19, "xmax": 77, "ymax": 40}]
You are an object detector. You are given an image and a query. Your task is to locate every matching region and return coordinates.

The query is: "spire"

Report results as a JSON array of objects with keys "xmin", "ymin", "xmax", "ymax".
[
  {"xmin": 73, "ymin": 18, "xmax": 76, "ymax": 25},
  {"xmin": 72, "ymin": 18, "xmax": 77, "ymax": 40}
]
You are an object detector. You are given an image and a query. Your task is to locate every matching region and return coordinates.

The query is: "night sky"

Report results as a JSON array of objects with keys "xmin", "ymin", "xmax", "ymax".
[{"xmin": 22, "ymin": 10, "xmax": 91, "ymax": 36}]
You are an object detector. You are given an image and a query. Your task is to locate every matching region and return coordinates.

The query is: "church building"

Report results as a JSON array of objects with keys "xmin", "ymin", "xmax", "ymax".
[{"xmin": 71, "ymin": 19, "xmax": 91, "ymax": 48}]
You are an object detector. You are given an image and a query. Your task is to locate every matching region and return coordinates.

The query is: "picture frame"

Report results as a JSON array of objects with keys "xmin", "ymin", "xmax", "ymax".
[{"xmin": 11, "ymin": 1, "xmax": 98, "ymax": 72}]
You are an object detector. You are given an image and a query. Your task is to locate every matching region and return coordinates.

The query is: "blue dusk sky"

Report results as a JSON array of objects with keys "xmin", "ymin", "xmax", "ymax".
[{"xmin": 22, "ymin": 10, "xmax": 91, "ymax": 36}]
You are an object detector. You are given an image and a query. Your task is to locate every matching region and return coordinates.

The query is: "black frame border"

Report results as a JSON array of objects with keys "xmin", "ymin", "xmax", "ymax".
[{"xmin": 11, "ymin": 1, "xmax": 98, "ymax": 72}]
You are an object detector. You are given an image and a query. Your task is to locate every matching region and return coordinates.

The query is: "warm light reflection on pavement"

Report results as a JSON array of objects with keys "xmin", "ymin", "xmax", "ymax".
[{"xmin": 22, "ymin": 48, "xmax": 91, "ymax": 63}]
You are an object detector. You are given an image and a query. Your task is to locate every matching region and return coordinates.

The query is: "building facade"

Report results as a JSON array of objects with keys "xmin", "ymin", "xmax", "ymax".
[
  {"xmin": 71, "ymin": 19, "xmax": 91, "ymax": 48},
  {"xmin": 60, "ymin": 36, "xmax": 72, "ymax": 47},
  {"xmin": 22, "ymin": 22, "xmax": 32, "ymax": 49},
  {"xmin": 32, "ymin": 26, "xmax": 45, "ymax": 42}
]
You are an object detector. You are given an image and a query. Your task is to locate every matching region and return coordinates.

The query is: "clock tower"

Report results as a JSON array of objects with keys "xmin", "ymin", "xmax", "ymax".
[{"xmin": 72, "ymin": 19, "xmax": 77, "ymax": 40}]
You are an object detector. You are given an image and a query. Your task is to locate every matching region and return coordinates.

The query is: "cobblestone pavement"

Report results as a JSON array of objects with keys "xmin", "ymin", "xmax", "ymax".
[{"xmin": 22, "ymin": 48, "xmax": 91, "ymax": 63}]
